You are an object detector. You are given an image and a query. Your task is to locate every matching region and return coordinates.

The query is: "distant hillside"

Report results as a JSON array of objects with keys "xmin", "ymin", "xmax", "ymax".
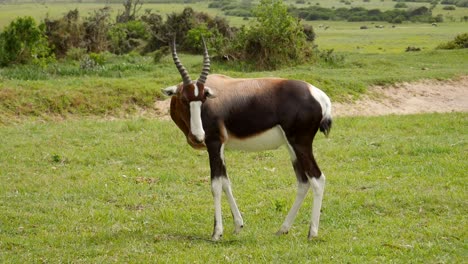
[{"xmin": 0, "ymin": 0, "xmax": 204, "ymax": 3}]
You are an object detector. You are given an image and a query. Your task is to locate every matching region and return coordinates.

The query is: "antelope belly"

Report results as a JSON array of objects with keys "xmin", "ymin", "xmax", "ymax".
[{"xmin": 225, "ymin": 126, "xmax": 286, "ymax": 151}]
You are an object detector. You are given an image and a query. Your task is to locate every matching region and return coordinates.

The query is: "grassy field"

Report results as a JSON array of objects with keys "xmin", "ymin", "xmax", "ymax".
[
  {"xmin": 1, "ymin": 48, "xmax": 467, "ymax": 124},
  {"xmin": 1, "ymin": 0, "xmax": 466, "ymax": 54},
  {"xmin": 312, "ymin": 21, "xmax": 468, "ymax": 53},
  {"xmin": 0, "ymin": 113, "xmax": 466, "ymax": 262},
  {"xmin": 0, "ymin": 1, "xmax": 467, "ymax": 262},
  {"xmin": 0, "ymin": 2, "xmax": 247, "ymax": 29},
  {"xmin": 1, "ymin": 0, "xmax": 468, "ymax": 29}
]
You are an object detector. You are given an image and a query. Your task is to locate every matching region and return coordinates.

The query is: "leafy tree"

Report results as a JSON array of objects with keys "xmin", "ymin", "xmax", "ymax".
[{"xmin": 0, "ymin": 16, "xmax": 52, "ymax": 67}]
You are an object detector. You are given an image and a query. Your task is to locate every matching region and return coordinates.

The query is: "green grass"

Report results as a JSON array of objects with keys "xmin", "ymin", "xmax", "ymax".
[
  {"xmin": 2, "ymin": 0, "xmax": 467, "ymax": 29},
  {"xmin": 312, "ymin": 21, "xmax": 468, "ymax": 53},
  {"xmin": 1, "ymin": 49, "xmax": 467, "ymax": 124},
  {"xmin": 0, "ymin": 1, "xmax": 466, "ymax": 262},
  {"xmin": 0, "ymin": 2, "xmax": 244, "ymax": 30},
  {"xmin": 0, "ymin": 113, "xmax": 466, "ymax": 262}
]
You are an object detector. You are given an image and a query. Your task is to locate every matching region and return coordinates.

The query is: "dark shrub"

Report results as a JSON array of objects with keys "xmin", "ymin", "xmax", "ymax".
[
  {"xmin": 108, "ymin": 20, "xmax": 149, "ymax": 55},
  {"xmin": 83, "ymin": 7, "xmax": 111, "ymax": 53},
  {"xmin": 142, "ymin": 7, "xmax": 234, "ymax": 54},
  {"xmin": 395, "ymin": 3, "xmax": 408, "ymax": 8},
  {"xmin": 44, "ymin": 9, "xmax": 85, "ymax": 58}
]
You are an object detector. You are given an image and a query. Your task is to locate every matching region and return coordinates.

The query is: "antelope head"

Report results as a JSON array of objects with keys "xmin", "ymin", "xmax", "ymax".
[{"xmin": 162, "ymin": 37, "xmax": 216, "ymax": 145}]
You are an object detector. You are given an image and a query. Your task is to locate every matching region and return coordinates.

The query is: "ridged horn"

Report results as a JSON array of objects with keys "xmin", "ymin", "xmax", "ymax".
[
  {"xmin": 171, "ymin": 36, "xmax": 192, "ymax": 85},
  {"xmin": 197, "ymin": 37, "xmax": 210, "ymax": 85}
]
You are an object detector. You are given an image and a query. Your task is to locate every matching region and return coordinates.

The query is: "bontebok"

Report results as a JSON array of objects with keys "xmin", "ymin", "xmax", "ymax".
[{"xmin": 162, "ymin": 38, "xmax": 332, "ymax": 241}]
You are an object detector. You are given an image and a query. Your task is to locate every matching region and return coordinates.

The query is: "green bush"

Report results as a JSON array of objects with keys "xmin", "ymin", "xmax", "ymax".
[
  {"xmin": 442, "ymin": 5, "xmax": 456, "ymax": 9},
  {"xmin": 303, "ymin": 24, "xmax": 316, "ymax": 42},
  {"xmin": 153, "ymin": 46, "xmax": 169, "ymax": 63},
  {"xmin": 108, "ymin": 25, "xmax": 128, "ymax": 54},
  {"xmin": 65, "ymin": 48, "xmax": 87, "ymax": 61},
  {"xmin": 315, "ymin": 48, "xmax": 345, "ymax": 65},
  {"xmin": 80, "ymin": 55, "xmax": 103, "ymax": 71},
  {"xmin": 89, "ymin": 53, "xmax": 106, "ymax": 65},
  {"xmin": 0, "ymin": 16, "xmax": 53, "ymax": 67},
  {"xmin": 184, "ymin": 23, "xmax": 227, "ymax": 54},
  {"xmin": 108, "ymin": 21, "xmax": 148, "ymax": 55},
  {"xmin": 395, "ymin": 2, "xmax": 408, "ymax": 8},
  {"xmin": 230, "ymin": 0, "xmax": 311, "ymax": 70},
  {"xmin": 436, "ymin": 33, "xmax": 468, "ymax": 49}
]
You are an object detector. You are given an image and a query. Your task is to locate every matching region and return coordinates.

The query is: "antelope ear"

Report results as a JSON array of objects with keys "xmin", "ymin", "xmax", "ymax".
[
  {"xmin": 204, "ymin": 87, "xmax": 216, "ymax": 99},
  {"xmin": 162, "ymin": 86, "xmax": 177, "ymax": 97}
]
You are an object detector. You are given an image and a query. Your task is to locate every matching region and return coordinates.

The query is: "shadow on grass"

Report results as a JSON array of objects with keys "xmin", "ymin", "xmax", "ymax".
[
  {"xmin": 152, "ymin": 231, "xmax": 328, "ymax": 246},
  {"xmin": 153, "ymin": 233, "xmax": 242, "ymax": 245}
]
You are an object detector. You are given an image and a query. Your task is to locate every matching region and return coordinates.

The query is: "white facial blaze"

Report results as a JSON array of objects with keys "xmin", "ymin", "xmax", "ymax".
[{"xmin": 189, "ymin": 101, "xmax": 205, "ymax": 142}]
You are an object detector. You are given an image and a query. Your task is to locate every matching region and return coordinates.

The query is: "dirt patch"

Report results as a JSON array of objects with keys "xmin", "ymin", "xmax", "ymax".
[
  {"xmin": 333, "ymin": 76, "xmax": 468, "ymax": 117},
  {"xmin": 154, "ymin": 76, "xmax": 468, "ymax": 119},
  {"xmin": 154, "ymin": 99, "xmax": 172, "ymax": 120}
]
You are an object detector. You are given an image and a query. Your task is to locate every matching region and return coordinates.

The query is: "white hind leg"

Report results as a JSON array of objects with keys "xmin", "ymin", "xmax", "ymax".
[{"xmin": 308, "ymin": 174, "xmax": 325, "ymax": 239}]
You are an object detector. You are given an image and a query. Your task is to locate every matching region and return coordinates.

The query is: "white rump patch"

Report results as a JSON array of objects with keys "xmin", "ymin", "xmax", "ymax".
[
  {"xmin": 308, "ymin": 84, "xmax": 332, "ymax": 119},
  {"xmin": 189, "ymin": 101, "xmax": 205, "ymax": 142},
  {"xmin": 225, "ymin": 125, "xmax": 286, "ymax": 152}
]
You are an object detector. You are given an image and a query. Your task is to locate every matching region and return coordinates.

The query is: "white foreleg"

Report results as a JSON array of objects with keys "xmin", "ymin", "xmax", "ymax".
[
  {"xmin": 219, "ymin": 144, "xmax": 243, "ymax": 234},
  {"xmin": 221, "ymin": 177, "xmax": 244, "ymax": 234},
  {"xmin": 276, "ymin": 181, "xmax": 310, "ymax": 235},
  {"xmin": 211, "ymin": 178, "xmax": 223, "ymax": 241}
]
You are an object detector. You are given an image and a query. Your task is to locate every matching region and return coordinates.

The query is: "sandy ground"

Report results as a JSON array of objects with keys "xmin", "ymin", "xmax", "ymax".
[
  {"xmin": 333, "ymin": 76, "xmax": 468, "ymax": 117},
  {"xmin": 154, "ymin": 76, "xmax": 468, "ymax": 119}
]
